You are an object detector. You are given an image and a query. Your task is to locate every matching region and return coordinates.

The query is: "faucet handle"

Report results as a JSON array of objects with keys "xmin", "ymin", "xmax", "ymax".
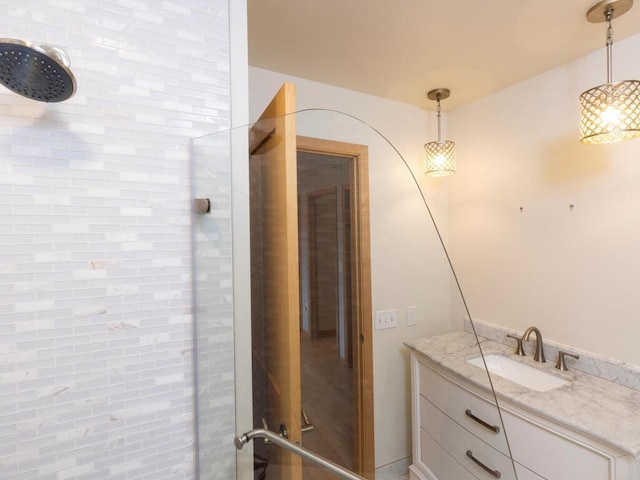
[
  {"xmin": 555, "ymin": 351, "xmax": 580, "ymax": 371},
  {"xmin": 506, "ymin": 334, "xmax": 525, "ymax": 356}
]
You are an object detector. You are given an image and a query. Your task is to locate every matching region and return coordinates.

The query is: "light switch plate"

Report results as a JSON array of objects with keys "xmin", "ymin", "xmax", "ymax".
[
  {"xmin": 407, "ymin": 306, "xmax": 417, "ymax": 326},
  {"xmin": 374, "ymin": 309, "xmax": 397, "ymax": 330}
]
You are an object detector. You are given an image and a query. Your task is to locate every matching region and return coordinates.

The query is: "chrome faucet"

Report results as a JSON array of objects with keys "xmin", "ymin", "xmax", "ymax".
[{"xmin": 522, "ymin": 326, "xmax": 546, "ymax": 362}]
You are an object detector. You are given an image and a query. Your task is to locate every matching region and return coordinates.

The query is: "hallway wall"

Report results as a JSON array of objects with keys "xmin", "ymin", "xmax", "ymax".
[{"xmin": 0, "ymin": 1, "xmax": 235, "ymax": 478}]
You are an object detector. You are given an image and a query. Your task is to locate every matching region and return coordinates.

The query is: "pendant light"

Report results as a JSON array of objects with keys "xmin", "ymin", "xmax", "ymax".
[
  {"xmin": 579, "ymin": 0, "xmax": 640, "ymax": 144},
  {"xmin": 424, "ymin": 88, "xmax": 456, "ymax": 176}
]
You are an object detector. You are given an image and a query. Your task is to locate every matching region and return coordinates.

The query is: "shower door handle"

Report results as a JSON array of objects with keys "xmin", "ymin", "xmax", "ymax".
[{"xmin": 260, "ymin": 418, "xmax": 292, "ymax": 443}]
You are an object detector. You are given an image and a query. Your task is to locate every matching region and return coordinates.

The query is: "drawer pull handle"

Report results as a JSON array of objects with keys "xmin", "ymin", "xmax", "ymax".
[
  {"xmin": 465, "ymin": 409, "xmax": 500, "ymax": 433},
  {"xmin": 466, "ymin": 450, "xmax": 501, "ymax": 478}
]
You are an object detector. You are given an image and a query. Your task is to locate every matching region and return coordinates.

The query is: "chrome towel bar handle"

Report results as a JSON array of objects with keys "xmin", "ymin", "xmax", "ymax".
[{"xmin": 234, "ymin": 428, "xmax": 366, "ymax": 480}]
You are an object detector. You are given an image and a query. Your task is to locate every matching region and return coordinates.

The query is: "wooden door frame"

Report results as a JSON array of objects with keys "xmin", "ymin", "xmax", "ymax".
[
  {"xmin": 340, "ymin": 184, "xmax": 353, "ymax": 369},
  {"xmin": 306, "ymin": 186, "xmax": 339, "ymax": 341},
  {"xmin": 296, "ymin": 136, "xmax": 375, "ymax": 480}
]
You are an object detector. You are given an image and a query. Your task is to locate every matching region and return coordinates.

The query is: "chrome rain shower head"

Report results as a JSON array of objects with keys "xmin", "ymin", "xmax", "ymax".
[{"xmin": 0, "ymin": 38, "xmax": 77, "ymax": 102}]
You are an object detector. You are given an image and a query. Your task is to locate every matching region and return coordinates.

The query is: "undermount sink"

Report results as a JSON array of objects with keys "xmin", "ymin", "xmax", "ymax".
[{"xmin": 467, "ymin": 354, "xmax": 569, "ymax": 392}]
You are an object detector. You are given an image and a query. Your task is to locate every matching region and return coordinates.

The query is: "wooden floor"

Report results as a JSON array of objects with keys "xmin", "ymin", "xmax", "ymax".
[{"xmin": 300, "ymin": 334, "xmax": 354, "ymax": 480}]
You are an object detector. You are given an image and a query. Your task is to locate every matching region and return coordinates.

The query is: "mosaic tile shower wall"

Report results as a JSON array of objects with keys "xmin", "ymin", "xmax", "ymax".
[{"xmin": 0, "ymin": 1, "xmax": 232, "ymax": 478}]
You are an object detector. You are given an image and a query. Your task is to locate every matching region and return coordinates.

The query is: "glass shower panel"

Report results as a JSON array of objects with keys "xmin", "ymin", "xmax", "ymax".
[
  {"xmin": 191, "ymin": 131, "xmax": 235, "ymax": 479},
  {"xmin": 192, "ymin": 110, "xmax": 520, "ymax": 480},
  {"xmin": 293, "ymin": 109, "xmax": 518, "ymax": 480}
]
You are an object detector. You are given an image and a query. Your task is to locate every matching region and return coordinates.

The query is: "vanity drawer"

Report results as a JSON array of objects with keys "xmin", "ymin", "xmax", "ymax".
[
  {"xmin": 420, "ymin": 397, "xmax": 544, "ymax": 480},
  {"xmin": 418, "ymin": 361, "xmax": 509, "ymax": 455},
  {"xmin": 418, "ymin": 360, "xmax": 615, "ymax": 480},
  {"xmin": 501, "ymin": 409, "xmax": 614, "ymax": 480},
  {"xmin": 420, "ymin": 428, "xmax": 480, "ymax": 480}
]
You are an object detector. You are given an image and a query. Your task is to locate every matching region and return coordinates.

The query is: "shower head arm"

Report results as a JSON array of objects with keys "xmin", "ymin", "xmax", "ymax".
[{"xmin": 38, "ymin": 45, "xmax": 71, "ymax": 68}]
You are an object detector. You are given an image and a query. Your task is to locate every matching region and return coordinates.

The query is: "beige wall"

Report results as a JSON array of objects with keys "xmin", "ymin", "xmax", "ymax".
[
  {"xmin": 247, "ymin": 31, "xmax": 640, "ymax": 466},
  {"xmin": 449, "ymin": 33, "xmax": 640, "ymax": 366}
]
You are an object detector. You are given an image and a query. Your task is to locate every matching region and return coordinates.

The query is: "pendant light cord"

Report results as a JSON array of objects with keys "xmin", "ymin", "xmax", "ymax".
[
  {"xmin": 436, "ymin": 94, "xmax": 442, "ymax": 141},
  {"xmin": 606, "ymin": 8, "xmax": 613, "ymax": 83}
]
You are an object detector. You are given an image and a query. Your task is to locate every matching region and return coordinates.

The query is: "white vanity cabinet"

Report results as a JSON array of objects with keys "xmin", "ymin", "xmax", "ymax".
[{"xmin": 410, "ymin": 352, "xmax": 638, "ymax": 480}]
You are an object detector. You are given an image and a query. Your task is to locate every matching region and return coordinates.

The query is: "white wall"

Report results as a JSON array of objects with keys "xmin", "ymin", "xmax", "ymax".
[
  {"xmin": 0, "ymin": 1, "xmax": 236, "ymax": 479},
  {"xmin": 449, "ymin": 33, "xmax": 640, "ymax": 366},
  {"xmin": 249, "ymin": 67, "xmax": 461, "ymax": 468},
  {"xmin": 228, "ymin": 2, "xmax": 254, "ymax": 480}
]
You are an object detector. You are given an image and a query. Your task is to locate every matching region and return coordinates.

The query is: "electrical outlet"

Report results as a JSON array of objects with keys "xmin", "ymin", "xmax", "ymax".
[
  {"xmin": 407, "ymin": 306, "xmax": 417, "ymax": 326},
  {"xmin": 374, "ymin": 309, "xmax": 397, "ymax": 330}
]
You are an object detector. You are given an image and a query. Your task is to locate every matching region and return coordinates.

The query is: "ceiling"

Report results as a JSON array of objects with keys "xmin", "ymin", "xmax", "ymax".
[{"xmin": 248, "ymin": 0, "xmax": 640, "ymax": 111}]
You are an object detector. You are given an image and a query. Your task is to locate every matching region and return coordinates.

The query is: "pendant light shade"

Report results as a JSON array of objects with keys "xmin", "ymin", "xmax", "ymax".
[
  {"xmin": 579, "ymin": 0, "xmax": 640, "ymax": 144},
  {"xmin": 424, "ymin": 140, "xmax": 456, "ymax": 176},
  {"xmin": 425, "ymin": 88, "xmax": 456, "ymax": 176},
  {"xmin": 580, "ymin": 81, "xmax": 640, "ymax": 144}
]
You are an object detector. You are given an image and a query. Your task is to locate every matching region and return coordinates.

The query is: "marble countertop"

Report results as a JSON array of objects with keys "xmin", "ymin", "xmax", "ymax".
[{"xmin": 405, "ymin": 331, "xmax": 640, "ymax": 459}]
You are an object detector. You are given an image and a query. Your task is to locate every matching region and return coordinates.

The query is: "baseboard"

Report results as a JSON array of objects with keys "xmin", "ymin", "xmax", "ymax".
[{"xmin": 375, "ymin": 457, "xmax": 411, "ymax": 480}]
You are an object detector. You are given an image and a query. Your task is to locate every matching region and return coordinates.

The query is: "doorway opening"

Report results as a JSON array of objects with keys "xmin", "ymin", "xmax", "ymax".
[
  {"xmin": 296, "ymin": 137, "xmax": 374, "ymax": 480},
  {"xmin": 248, "ymin": 84, "xmax": 373, "ymax": 480}
]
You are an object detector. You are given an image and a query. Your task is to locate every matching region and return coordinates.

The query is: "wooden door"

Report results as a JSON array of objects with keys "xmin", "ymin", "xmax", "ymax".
[{"xmin": 249, "ymin": 83, "xmax": 302, "ymax": 480}]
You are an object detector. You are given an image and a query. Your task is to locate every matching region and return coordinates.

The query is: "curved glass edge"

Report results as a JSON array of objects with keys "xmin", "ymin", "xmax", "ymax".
[{"xmin": 191, "ymin": 109, "xmax": 520, "ymax": 480}]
